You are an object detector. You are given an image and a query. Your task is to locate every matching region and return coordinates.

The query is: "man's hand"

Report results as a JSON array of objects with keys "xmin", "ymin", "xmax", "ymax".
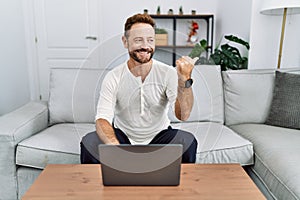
[
  {"xmin": 176, "ymin": 56, "xmax": 198, "ymax": 81},
  {"xmin": 96, "ymin": 119, "xmax": 120, "ymax": 145}
]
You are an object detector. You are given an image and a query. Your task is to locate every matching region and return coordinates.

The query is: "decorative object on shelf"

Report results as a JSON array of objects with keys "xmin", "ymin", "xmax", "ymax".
[
  {"xmin": 179, "ymin": 6, "xmax": 183, "ymax": 15},
  {"xmin": 168, "ymin": 9, "xmax": 173, "ymax": 15},
  {"xmin": 191, "ymin": 10, "xmax": 196, "ymax": 15},
  {"xmin": 187, "ymin": 20, "xmax": 199, "ymax": 44},
  {"xmin": 260, "ymin": 0, "xmax": 300, "ymax": 69},
  {"xmin": 189, "ymin": 35, "xmax": 250, "ymax": 71},
  {"xmin": 155, "ymin": 28, "xmax": 168, "ymax": 46},
  {"xmin": 156, "ymin": 6, "xmax": 161, "ymax": 15},
  {"xmin": 143, "ymin": 9, "xmax": 148, "ymax": 14}
]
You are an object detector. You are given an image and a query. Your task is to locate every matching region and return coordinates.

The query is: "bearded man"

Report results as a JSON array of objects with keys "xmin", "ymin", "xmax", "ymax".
[{"xmin": 80, "ymin": 13, "xmax": 198, "ymax": 164}]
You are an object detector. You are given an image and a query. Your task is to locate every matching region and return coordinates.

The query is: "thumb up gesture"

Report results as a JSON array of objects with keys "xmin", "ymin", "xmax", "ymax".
[{"xmin": 176, "ymin": 56, "xmax": 198, "ymax": 81}]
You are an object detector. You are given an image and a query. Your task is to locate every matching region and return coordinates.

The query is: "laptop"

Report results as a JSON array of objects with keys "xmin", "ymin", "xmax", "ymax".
[{"xmin": 98, "ymin": 144, "xmax": 183, "ymax": 186}]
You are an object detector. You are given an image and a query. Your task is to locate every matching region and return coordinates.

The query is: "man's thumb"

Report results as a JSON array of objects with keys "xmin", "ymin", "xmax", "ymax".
[{"xmin": 192, "ymin": 57, "xmax": 199, "ymax": 65}]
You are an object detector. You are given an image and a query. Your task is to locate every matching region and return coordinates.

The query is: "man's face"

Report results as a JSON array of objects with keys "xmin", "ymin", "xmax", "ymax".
[{"xmin": 123, "ymin": 23, "xmax": 155, "ymax": 64}]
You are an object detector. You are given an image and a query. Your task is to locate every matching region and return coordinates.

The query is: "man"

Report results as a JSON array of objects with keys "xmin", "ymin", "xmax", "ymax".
[{"xmin": 81, "ymin": 13, "xmax": 198, "ymax": 163}]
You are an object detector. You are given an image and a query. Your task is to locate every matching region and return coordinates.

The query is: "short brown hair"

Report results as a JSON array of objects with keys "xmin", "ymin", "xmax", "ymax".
[{"xmin": 124, "ymin": 13, "xmax": 155, "ymax": 37}]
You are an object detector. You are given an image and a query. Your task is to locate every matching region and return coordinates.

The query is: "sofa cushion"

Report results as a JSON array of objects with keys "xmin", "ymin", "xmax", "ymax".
[
  {"xmin": 16, "ymin": 123, "xmax": 95, "ymax": 169},
  {"xmin": 168, "ymin": 65, "xmax": 224, "ymax": 123},
  {"xmin": 222, "ymin": 68, "xmax": 300, "ymax": 126},
  {"xmin": 49, "ymin": 68, "xmax": 109, "ymax": 124},
  {"xmin": 265, "ymin": 71, "xmax": 300, "ymax": 129},
  {"xmin": 222, "ymin": 69, "xmax": 275, "ymax": 126},
  {"xmin": 171, "ymin": 122, "xmax": 253, "ymax": 165},
  {"xmin": 230, "ymin": 123, "xmax": 300, "ymax": 200}
]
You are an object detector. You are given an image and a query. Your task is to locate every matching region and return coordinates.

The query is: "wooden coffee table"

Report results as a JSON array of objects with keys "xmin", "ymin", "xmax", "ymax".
[{"xmin": 22, "ymin": 164, "xmax": 265, "ymax": 200}]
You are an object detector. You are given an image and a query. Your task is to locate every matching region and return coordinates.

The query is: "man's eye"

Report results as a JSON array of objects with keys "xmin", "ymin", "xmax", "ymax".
[
  {"xmin": 135, "ymin": 39, "xmax": 143, "ymax": 43},
  {"xmin": 148, "ymin": 39, "xmax": 154, "ymax": 43}
]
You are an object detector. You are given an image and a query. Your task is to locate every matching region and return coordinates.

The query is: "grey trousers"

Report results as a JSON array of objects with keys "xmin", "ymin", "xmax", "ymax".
[{"xmin": 80, "ymin": 126, "xmax": 197, "ymax": 163}]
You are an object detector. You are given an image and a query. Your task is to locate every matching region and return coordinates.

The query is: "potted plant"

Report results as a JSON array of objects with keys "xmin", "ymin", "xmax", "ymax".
[
  {"xmin": 189, "ymin": 35, "xmax": 250, "ymax": 71},
  {"xmin": 156, "ymin": 6, "xmax": 161, "ymax": 15},
  {"xmin": 179, "ymin": 6, "xmax": 183, "ymax": 15}
]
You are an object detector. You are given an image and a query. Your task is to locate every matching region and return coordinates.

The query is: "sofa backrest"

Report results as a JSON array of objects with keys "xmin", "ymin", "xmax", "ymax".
[
  {"xmin": 49, "ymin": 65, "xmax": 225, "ymax": 125},
  {"xmin": 168, "ymin": 65, "xmax": 224, "ymax": 124},
  {"xmin": 222, "ymin": 68, "xmax": 300, "ymax": 126},
  {"xmin": 49, "ymin": 66, "xmax": 300, "ymax": 126},
  {"xmin": 48, "ymin": 68, "xmax": 109, "ymax": 124}
]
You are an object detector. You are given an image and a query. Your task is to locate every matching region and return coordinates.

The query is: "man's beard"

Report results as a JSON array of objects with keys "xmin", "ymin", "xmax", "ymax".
[{"xmin": 129, "ymin": 48, "xmax": 154, "ymax": 64}]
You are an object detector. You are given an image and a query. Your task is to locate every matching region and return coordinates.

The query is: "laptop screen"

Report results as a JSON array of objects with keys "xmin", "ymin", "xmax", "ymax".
[{"xmin": 98, "ymin": 144, "xmax": 183, "ymax": 186}]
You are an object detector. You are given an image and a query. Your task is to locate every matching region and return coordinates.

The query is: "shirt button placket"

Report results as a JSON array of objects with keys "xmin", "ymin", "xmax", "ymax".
[{"xmin": 140, "ymin": 84, "xmax": 144, "ymax": 116}]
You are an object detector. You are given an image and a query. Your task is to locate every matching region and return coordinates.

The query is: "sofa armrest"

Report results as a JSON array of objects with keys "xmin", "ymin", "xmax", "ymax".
[
  {"xmin": 0, "ymin": 101, "xmax": 48, "ymax": 143},
  {"xmin": 0, "ymin": 101, "xmax": 48, "ymax": 200}
]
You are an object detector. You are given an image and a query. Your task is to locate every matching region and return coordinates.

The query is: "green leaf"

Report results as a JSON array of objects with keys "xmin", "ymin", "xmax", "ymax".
[
  {"xmin": 188, "ymin": 34, "xmax": 250, "ymax": 71},
  {"xmin": 200, "ymin": 39, "xmax": 207, "ymax": 47},
  {"xmin": 211, "ymin": 44, "xmax": 246, "ymax": 70},
  {"xmin": 224, "ymin": 35, "xmax": 250, "ymax": 50},
  {"xmin": 188, "ymin": 41, "xmax": 206, "ymax": 59},
  {"xmin": 155, "ymin": 28, "xmax": 168, "ymax": 34}
]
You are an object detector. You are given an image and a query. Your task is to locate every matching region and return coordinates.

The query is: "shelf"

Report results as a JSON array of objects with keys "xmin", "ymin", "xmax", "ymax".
[
  {"xmin": 156, "ymin": 45, "xmax": 212, "ymax": 49},
  {"xmin": 150, "ymin": 14, "xmax": 214, "ymax": 19},
  {"xmin": 156, "ymin": 45, "xmax": 195, "ymax": 48},
  {"xmin": 150, "ymin": 14, "xmax": 214, "ymax": 66}
]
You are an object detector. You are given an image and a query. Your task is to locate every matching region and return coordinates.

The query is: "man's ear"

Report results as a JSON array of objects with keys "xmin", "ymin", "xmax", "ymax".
[{"xmin": 122, "ymin": 35, "xmax": 128, "ymax": 48}]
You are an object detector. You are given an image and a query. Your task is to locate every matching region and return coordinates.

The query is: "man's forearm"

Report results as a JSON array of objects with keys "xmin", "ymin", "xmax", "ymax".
[
  {"xmin": 96, "ymin": 119, "xmax": 120, "ymax": 144},
  {"xmin": 174, "ymin": 56, "xmax": 197, "ymax": 121},
  {"xmin": 175, "ymin": 79, "xmax": 194, "ymax": 121}
]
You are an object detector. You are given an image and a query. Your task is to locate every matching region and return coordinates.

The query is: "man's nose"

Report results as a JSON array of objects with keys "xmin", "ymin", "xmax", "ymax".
[{"xmin": 140, "ymin": 39, "xmax": 152, "ymax": 48}]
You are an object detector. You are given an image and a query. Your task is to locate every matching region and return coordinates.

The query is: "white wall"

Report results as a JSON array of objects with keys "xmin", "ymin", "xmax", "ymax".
[
  {"xmin": 215, "ymin": 0, "xmax": 252, "ymax": 56},
  {"xmin": 248, "ymin": 0, "xmax": 300, "ymax": 69},
  {"xmin": 0, "ymin": 0, "xmax": 30, "ymax": 115}
]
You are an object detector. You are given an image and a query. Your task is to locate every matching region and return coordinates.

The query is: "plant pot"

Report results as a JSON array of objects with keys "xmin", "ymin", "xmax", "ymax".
[{"xmin": 155, "ymin": 34, "xmax": 168, "ymax": 46}]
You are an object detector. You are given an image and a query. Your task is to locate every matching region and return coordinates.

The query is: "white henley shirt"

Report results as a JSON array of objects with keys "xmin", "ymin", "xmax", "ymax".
[{"xmin": 95, "ymin": 59, "xmax": 178, "ymax": 144}]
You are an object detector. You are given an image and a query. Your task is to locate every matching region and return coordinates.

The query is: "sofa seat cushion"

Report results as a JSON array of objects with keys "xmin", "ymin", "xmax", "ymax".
[
  {"xmin": 16, "ymin": 123, "xmax": 95, "ymax": 169},
  {"xmin": 230, "ymin": 123, "xmax": 300, "ymax": 200},
  {"xmin": 171, "ymin": 122, "xmax": 253, "ymax": 165}
]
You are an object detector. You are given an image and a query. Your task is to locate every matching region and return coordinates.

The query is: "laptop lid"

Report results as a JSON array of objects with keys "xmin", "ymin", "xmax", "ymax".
[{"xmin": 98, "ymin": 144, "xmax": 183, "ymax": 186}]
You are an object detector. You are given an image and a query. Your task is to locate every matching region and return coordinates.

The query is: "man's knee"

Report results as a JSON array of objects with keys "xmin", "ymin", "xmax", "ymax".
[
  {"xmin": 80, "ymin": 131, "xmax": 101, "ymax": 164},
  {"xmin": 81, "ymin": 131, "xmax": 100, "ymax": 145},
  {"xmin": 175, "ymin": 130, "xmax": 197, "ymax": 148},
  {"xmin": 80, "ymin": 142, "xmax": 100, "ymax": 164}
]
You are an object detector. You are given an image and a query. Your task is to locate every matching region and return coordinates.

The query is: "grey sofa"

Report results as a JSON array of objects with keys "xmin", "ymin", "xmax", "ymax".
[{"xmin": 0, "ymin": 65, "xmax": 299, "ymax": 200}]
